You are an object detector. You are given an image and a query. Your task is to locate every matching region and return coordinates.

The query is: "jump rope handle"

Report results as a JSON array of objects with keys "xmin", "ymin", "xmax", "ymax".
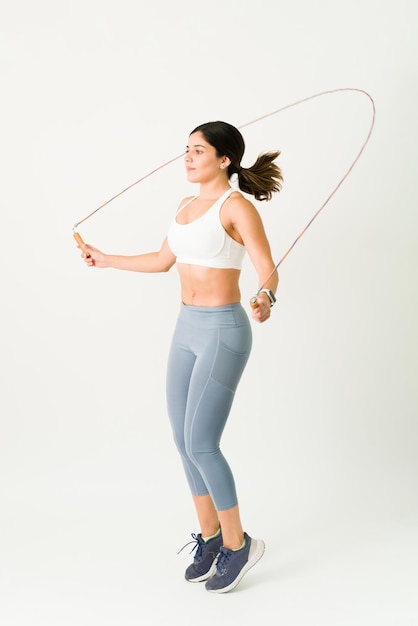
[
  {"xmin": 250, "ymin": 296, "xmax": 259, "ymax": 309},
  {"xmin": 73, "ymin": 231, "xmax": 91, "ymax": 258}
]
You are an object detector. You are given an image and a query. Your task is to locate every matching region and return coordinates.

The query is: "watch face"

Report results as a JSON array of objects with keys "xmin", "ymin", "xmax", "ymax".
[{"xmin": 264, "ymin": 289, "xmax": 275, "ymax": 302}]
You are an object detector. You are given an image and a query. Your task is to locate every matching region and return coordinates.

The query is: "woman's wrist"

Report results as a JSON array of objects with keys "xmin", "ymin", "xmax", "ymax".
[
  {"xmin": 259, "ymin": 291, "xmax": 272, "ymax": 306},
  {"xmin": 258, "ymin": 288, "xmax": 276, "ymax": 307},
  {"xmin": 102, "ymin": 254, "xmax": 116, "ymax": 269}
]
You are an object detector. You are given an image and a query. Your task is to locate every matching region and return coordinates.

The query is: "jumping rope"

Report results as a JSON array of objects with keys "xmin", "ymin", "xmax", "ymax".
[{"xmin": 73, "ymin": 87, "xmax": 376, "ymax": 306}]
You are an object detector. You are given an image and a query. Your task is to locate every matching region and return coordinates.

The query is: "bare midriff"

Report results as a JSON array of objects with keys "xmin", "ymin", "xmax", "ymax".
[{"xmin": 177, "ymin": 264, "xmax": 241, "ymax": 306}]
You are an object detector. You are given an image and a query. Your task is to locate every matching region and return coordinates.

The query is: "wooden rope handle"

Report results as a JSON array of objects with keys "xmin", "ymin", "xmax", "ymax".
[{"xmin": 73, "ymin": 232, "xmax": 91, "ymax": 258}]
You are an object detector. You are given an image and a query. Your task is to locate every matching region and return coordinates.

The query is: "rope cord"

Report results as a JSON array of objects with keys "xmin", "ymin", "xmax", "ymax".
[{"xmin": 73, "ymin": 87, "xmax": 376, "ymax": 290}]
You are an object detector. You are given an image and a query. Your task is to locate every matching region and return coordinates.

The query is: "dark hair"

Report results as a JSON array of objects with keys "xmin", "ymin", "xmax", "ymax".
[{"xmin": 190, "ymin": 120, "xmax": 283, "ymax": 201}]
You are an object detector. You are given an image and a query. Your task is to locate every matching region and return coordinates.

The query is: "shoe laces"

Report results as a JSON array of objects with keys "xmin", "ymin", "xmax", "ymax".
[
  {"xmin": 177, "ymin": 533, "xmax": 205, "ymax": 558},
  {"xmin": 214, "ymin": 546, "xmax": 232, "ymax": 575}
]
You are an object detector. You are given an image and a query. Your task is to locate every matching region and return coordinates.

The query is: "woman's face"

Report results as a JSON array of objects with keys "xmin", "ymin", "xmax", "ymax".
[{"xmin": 185, "ymin": 132, "xmax": 229, "ymax": 184}]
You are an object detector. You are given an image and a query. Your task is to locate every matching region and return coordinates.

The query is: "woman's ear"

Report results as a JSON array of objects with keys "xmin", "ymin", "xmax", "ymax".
[{"xmin": 220, "ymin": 156, "xmax": 231, "ymax": 169}]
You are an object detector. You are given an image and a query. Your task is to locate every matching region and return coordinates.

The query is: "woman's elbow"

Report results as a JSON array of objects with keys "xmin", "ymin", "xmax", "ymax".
[{"xmin": 161, "ymin": 258, "xmax": 176, "ymax": 273}]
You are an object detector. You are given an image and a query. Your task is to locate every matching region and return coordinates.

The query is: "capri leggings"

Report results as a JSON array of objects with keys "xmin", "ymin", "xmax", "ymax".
[{"xmin": 166, "ymin": 302, "xmax": 252, "ymax": 511}]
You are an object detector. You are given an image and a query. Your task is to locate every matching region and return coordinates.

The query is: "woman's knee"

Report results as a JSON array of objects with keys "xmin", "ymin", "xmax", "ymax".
[{"xmin": 185, "ymin": 440, "xmax": 217, "ymax": 468}]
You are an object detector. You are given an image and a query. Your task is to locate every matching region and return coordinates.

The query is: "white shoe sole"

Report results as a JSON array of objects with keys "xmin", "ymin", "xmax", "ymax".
[
  {"xmin": 186, "ymin": 559, "xmax": 218, "ymax": 583},
  {"xmin": 206, "ymin": 538, "xmax": 265, "ymax": 594}
]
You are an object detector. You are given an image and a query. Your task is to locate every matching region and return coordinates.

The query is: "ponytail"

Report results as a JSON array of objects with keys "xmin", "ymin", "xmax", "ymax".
[{"xmin": 234, "ymin": 151, "xmax": 283, "ymax": 202}]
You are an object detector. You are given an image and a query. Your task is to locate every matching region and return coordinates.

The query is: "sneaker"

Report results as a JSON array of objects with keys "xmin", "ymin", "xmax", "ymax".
[
  {"xmin": 181, "ymin": 532, "xmax": 223, "ymax": 583},
  {"xmin": 205, "ymin": 532, "xmax": 265, "ymax": 593}
]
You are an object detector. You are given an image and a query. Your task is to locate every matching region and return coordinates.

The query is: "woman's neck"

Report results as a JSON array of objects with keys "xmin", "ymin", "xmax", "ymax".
[{"xmin": 198, "ymin": 180, "xmax": 231, "ymax": 201}]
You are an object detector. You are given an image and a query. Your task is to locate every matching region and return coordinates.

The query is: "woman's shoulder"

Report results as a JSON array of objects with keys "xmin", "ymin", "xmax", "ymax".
[
  {"xmin": 226, "ymin": 190, "xmax": 258, "ymax": 214},
  {"xmin": 223, "ymin": 190, "xmax": 263, "ymax": 232},
  {"xmin": 175, "ymin": 195, "xmax": 196, "ymax": 213}
]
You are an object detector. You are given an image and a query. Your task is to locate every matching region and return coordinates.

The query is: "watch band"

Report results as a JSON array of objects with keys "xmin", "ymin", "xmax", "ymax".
[{"xmin": 258, "ymin": 289, "xmax": 276, "ymax": 307}]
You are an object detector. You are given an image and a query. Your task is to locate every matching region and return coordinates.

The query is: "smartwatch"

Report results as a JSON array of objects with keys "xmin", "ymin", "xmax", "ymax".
[{"xmin": 258, "ymin": 289, "xmax": 276, "ymax": 307}]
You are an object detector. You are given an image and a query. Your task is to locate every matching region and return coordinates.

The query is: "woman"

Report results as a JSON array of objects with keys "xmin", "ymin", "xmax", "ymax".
[{"xmin": 80, "ymin": 121, "xmax": 282, "ymax": 593}]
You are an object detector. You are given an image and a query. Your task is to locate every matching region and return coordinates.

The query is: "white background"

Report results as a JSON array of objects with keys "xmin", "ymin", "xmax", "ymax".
[{"xmin": 1, "ymin": 1, "xmax": 417, "ymax": 624}]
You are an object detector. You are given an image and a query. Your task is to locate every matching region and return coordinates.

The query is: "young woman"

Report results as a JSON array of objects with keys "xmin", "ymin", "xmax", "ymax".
[{"xmin": 80, "ymin": 121, "xmax": 282, "ymax": 593}]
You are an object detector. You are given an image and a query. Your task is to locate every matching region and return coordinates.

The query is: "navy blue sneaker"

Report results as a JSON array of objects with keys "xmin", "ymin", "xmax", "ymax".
[
  {"xmin": 205, "ymin": 532, "xmax": 265, "ymax": 593},
  {"xmin": 182, "ymin": 532, "xmax": 223, "ymax": 583}
]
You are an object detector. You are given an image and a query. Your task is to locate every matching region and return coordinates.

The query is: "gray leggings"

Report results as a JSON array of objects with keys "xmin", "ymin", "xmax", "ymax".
[{"xmin": 166, "ymin": 302, "xmax": 252, "ymax": 511}]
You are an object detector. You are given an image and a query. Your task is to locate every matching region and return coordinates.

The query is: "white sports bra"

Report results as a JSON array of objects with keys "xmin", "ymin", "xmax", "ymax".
[{"xmin": 166, "ymin": 187, "xmax": 245, "ymax": 270}]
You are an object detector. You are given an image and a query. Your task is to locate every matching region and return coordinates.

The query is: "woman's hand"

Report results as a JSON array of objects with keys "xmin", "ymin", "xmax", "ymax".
[
  {"xmin": 80, "ymin": 243, "xmax": 107, "ymax": 268},
  {"xmin": 250, "ymin": 295, "xmax": 272, "ymax": 323}
]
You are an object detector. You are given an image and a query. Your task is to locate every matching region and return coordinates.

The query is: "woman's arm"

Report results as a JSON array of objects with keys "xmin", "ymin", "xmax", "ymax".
[
  {"xmin": 81, "ymin": 237, "xmax": 176, "ymax": 273},
  {"xmin": 226, "ymin": 194, "xmax": 279, "ymax": 322}
]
